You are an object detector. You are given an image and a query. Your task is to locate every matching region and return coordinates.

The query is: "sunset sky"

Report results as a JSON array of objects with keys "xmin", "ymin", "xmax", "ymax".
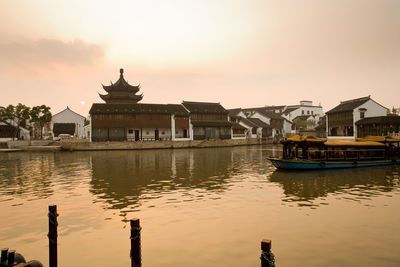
[{"xmin": 1, "ymin": 0, "xmax": 399, "ymax": 116}]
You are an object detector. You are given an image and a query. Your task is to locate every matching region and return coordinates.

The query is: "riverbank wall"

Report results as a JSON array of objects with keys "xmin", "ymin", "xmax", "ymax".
[{"xmin": 60, "ymin": 138, "xmax": 268, "ymax": 151}]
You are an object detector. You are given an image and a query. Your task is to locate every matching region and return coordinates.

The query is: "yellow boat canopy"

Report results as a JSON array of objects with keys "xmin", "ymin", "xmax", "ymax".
[
  {"xmin": 324, "ymin": 141, "xmax": 385, "ymax": 147},
  {"xmin": 280, "ymin": 135, "xmax": 326, "ymax": 143},
  {"xmin": 357, "ymin": 135, "xmax": 400, "ymax": 143}
]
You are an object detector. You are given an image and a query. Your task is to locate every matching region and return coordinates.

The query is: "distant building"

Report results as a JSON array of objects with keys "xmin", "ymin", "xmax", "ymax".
[
  {"xmin": 282, "ymin": 101, "xmax": 323, "ymax": 122},
  {"xmin": 90, "ymin": 69, "xmax": 191, "ymax": 142},
  {"xmin": 326, "ymin": 96, "xmax": 388, "ymax": 139},
  {"xmin": 51, "ymin": 107, "xmax": 86, "ymax": 138},
  {"xmin": 242, "ymin": 107, "xmax": 291, "ymax": 138},
  {"xmin": 182, "ymin": 101, "xmax": 232, "ymax": 140}
]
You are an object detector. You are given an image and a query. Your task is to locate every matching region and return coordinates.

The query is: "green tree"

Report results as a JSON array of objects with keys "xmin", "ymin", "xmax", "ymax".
[
  {"xmin": 0, "ymin": 104, "xmax": 31, "ymax": 140},
  {"xmin": 293, "ymin": 118, "xmax": 316, "ymax": 131},
  {"xmin": 30, "ymin": 105, "xmax": 52, "ymax": 139},
  {"xmin": 13, "ymin": 103, "xmax": 31, "ymax": 139}
]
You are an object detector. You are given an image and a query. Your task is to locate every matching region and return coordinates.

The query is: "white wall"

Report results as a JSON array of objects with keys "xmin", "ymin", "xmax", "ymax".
[
  {"xmin": 285, "ymin": 106, "xmax": 323, "ymax": 122},
  {"xmin": 51, "ymin": 108, "xmax": 86, "ymax": 138},
  {"xmin": 249, "ymin": 112, "xmax": 271, "ymax": 124},
  {"xmin": 353, "ymin": 99, "xmax": 388, "ymax": 137}
]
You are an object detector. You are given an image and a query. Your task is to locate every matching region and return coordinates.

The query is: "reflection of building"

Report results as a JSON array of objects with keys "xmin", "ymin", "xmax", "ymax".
[
  {"xmin": 356, "ymin": 116, "xmax": 400, "ymax": 137},
  {"xmin": 89, "ymin": 148, "xmax": 235, "ymax": 210},
  {"xmin": 90, "ymin": 69, "xmax": 190, "ymax": 141},
  {"xmin": 182, "ymin": 101, "xmax": 232, "ymax": 140},
  {"xmin": 51, "ymin": 106, "xmax": 86, "ymax": 138},
  {"xmin": 326, "ymin": 96, "xmax": 388, "ymax": 139}
]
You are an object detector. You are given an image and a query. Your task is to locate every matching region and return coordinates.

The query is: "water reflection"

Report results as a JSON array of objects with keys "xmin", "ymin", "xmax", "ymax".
[
  {"xmin": 0, "ymin": 152, "xmax": 92, "ymax": 200},
  {"xmin": 89, "ymin": 148, "xmax": 243, "ymax": 211},
  {"xmin": 269, "ymin": 166, "xmax": 400, "ymax": 207}
]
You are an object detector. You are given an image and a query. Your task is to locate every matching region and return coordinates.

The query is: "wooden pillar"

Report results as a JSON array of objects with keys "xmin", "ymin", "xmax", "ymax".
[
  {"xmin": 130, "ymin": 218, "xmax": 141, "ymax": 267},
  {"xmin": 48, "ymin": 205, "xmax": 58, "ymax": 267},
  {"xmin": 261, "ymin": 239, "xmax": 275, "ymax": 267}
]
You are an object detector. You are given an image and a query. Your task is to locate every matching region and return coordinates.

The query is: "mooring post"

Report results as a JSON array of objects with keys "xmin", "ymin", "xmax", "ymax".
[
  {"xmin": 130, "ymin": 218, "xmax": 141, "ymax": 267},
  {"xmin": 1, "ymin": 248, "xmax": 8, "ymax": 263},
  {"xmin": 7, "ymin": 250, "xmax": 15, "ymax": 266},
  {"xmin": 48, "ymin": 205, "xmax": 58, "ymax": 267},
  {"xmin": 261, "ymin": 239, "xmax": 275, "ymax": 267}
]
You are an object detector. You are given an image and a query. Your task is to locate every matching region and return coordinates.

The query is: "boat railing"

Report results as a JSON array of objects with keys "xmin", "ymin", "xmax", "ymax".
[{"xmin": 306, "ymin": 149, "xmax": 386, "ymax": 161}]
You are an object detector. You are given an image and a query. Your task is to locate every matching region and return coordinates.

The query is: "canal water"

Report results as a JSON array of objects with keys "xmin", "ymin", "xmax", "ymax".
[{"xmin": 0, "ymin": 145, "xmax": 399, "ymax": 266}]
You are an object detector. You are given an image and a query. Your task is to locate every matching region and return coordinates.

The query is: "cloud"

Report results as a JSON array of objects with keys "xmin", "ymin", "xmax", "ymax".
[{"xmin": 0, "ymin": 38, "xmax": 104, "ymax": 67}]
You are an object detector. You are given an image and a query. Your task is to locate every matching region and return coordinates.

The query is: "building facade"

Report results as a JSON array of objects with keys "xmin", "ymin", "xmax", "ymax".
[
  {"xmin": 182, "ymin": 101, "xmax": 232, "ymax": 140},
  {"xmin": 326, "ymin": 96, "xmax": 388, "ymax": 139},
  {"xmin": 51, "ymin": 106, "xmax": 86, "ymax": 138}
]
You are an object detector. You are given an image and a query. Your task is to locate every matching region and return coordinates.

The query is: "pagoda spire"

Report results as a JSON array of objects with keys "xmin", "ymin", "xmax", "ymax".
[{"xmin": 99, "ymin": 69, "xmax": 143, "ymax": 104}]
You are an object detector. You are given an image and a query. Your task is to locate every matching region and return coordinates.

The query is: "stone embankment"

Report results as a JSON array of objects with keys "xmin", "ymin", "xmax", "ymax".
[{"xmin": 60, "ymin": 138, "xmax": 267, "ymax": 151}]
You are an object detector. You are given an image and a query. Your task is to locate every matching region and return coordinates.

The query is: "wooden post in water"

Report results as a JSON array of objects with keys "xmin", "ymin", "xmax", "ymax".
[
  {"xmin": 130, "ymin": 218, "xmax": 141, "ymax": 267},
  {"xmin": 48, "ymin": 205, "xmax": 58, "ymax": 267},
  {"xmin": 261, "ymin": 239, "xmax": 275, "ymax": 267},
  {"xmin": 1, "ymin": 248, "xmax": 8, "ymax": 263}
]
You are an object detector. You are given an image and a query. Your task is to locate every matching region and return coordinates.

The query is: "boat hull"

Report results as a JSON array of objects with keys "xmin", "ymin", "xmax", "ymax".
[{"xmin": 268, "ymin": 158, "xmax": 400, "ymax": 170}]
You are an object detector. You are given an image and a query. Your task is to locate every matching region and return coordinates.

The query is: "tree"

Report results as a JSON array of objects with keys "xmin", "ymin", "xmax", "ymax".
[
  {"xmin": 30, "ymin": 105, "xmax": 52, "ymax": 139},
  {"xmin": 0, "ymin": 104, "xmax": 31, "ymax": 140},
  {"xmin": 13, "ymin": 103, "xmax": 31, "ymax": 139},
  {"xmin": 293, "ymin": 118, "xmax": 316, "ymax": 131}
]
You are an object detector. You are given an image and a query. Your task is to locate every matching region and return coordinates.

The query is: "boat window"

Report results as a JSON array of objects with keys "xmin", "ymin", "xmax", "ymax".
[
  {"xmin": 345, "ymin": 150, "xmax": 358, "ymax": 160},
  {"xmin": 372, "ymin": 149, "xmax": 385, "ymax": 159},
  {"xmin": 359, "ymin": 150, "xmax": 371, "ymax": 159},
  {"xmin": 297, "ymin": 148, "xmax": 304, "ymax": 158},
  {"xmin": 308, "ymin": 149, "xmax": 326, "ymax": 160},
  {"xmin": 327, "ymin": 149, "xmax": 345, "ymax": 160}
]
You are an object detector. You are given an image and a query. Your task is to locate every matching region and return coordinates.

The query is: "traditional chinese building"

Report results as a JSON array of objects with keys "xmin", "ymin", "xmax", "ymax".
[
  {"xmin": 326, "ymin": 96, "xmax": 388, "ymax": 139},
  {"xmin": 182, "ymin": 101, "xmax": 232, "ymax": 140},
  {"xmin": 90, "ymin": 69, "xmax": 190, "ymax": 142}
]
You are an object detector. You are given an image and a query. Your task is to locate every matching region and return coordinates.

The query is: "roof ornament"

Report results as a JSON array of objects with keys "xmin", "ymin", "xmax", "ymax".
[{"xmin": 120, "ymin": 68, "xmax": 124, "ymax": 77}]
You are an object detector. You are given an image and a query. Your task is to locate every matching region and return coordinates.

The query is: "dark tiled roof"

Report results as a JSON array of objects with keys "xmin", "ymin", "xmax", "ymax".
[
  {"xmin": 53, "ymin": 106, "xmax": 86, "ymax": 120},
  {"xmin": 89, "ymin": 103, "xmax": 189, "ymax": 116},
  {"xmin": 242, "ymin": 107, "xmax": 285, "ymax": 120},
  {"xmin": 326, "ymin": 96, "xmax": 371, "ymax": 114},
  {"xmin": 53, "ymin": 123, "xmax": 75, "ymax": 136},
  {"xmin": 182, "ymin": 101, "xmax": 228, "ymax": 114},
  {"xmin": 283, "ymin": 107, "xmax": 299, "ymax": 115},
  {"xmin": 227, "ymin": 108, "xmax": 242, "ymax": 116},
  {"xmin": 247, "ymin": 118, "xmax": 272, "ymax": 128},
  {"xmin": 293, "ymin": 115, "xmax": 314, "ymax": 121},
  {"xmin": 232, "ymin": 122, "xmax": 246, "ymax": 130},
  {"xmin": 191, "ymin": 120, "xmax": 232, "ymax": 127},
  {"xmin": 355, "ymin": 116, "xmax": 400, "ymax": 125}
]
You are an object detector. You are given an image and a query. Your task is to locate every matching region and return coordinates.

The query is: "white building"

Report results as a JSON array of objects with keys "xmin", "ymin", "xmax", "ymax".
[
  {"xmin": 326, "ymin": 96, "xmax": 388, "ymax": 140},
  {"xmin": 51, "ymin": 107, "xmax": 86, "ymax": 138}
]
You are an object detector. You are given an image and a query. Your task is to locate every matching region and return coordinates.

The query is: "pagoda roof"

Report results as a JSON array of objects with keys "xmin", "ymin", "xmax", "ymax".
[
  {"xmin": 102, "ymin": 68, "xmax": 141, "ymax": 93},
  {"xmin": 89, "ymin": 103, "xmax": 189, "ymax": 116},
  {"xmin": 99, "ymin": 92, "xmax": 143, "ymax": 102}
]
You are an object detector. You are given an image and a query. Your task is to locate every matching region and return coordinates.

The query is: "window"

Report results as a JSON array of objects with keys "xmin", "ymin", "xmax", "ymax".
[
  {"xmin": 128, "ymin": 129, "xmax": 133, "ymax": 134},
  {"xmin": 311, "ymin": 111, "xmax": 314, "ymax": 115},
  {"xmin": 302, "ymin": 110, "xmax": 305, "ymax": 115},
  {"xmin": 360, "ymin": 112, "xmax": 365, "ymax": 119},
  {"xmin": 307, "ymin": 110, "xmax": 310, "ymax": 115}
]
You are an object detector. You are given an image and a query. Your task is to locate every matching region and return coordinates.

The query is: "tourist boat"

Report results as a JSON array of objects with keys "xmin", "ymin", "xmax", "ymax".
[{"xmin": 268, "ymin": 135, "xmax": 400, "ymax": 170}]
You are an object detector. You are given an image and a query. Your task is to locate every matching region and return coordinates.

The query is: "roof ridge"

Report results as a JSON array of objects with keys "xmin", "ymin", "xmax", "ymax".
[{"xmin": 340, "ymin": 95, "xmax": 370, "ymax": 104}]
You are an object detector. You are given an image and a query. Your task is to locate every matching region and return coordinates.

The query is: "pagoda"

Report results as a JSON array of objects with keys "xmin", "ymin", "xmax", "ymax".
[{"xmin": 99, "ymin": 68, "xmax": 143, "ymax": 104}]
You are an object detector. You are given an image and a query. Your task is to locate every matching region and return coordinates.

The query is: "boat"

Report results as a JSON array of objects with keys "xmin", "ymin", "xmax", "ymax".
[{"xmin": 268, "ymin": 135, "xmax": 400, "ymax": 170}]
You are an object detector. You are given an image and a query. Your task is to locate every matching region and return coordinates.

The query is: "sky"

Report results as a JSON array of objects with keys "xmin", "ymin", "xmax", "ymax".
[{"xmin": 0, "ymin": 0, "xmax": 399, "ymax": 116}]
